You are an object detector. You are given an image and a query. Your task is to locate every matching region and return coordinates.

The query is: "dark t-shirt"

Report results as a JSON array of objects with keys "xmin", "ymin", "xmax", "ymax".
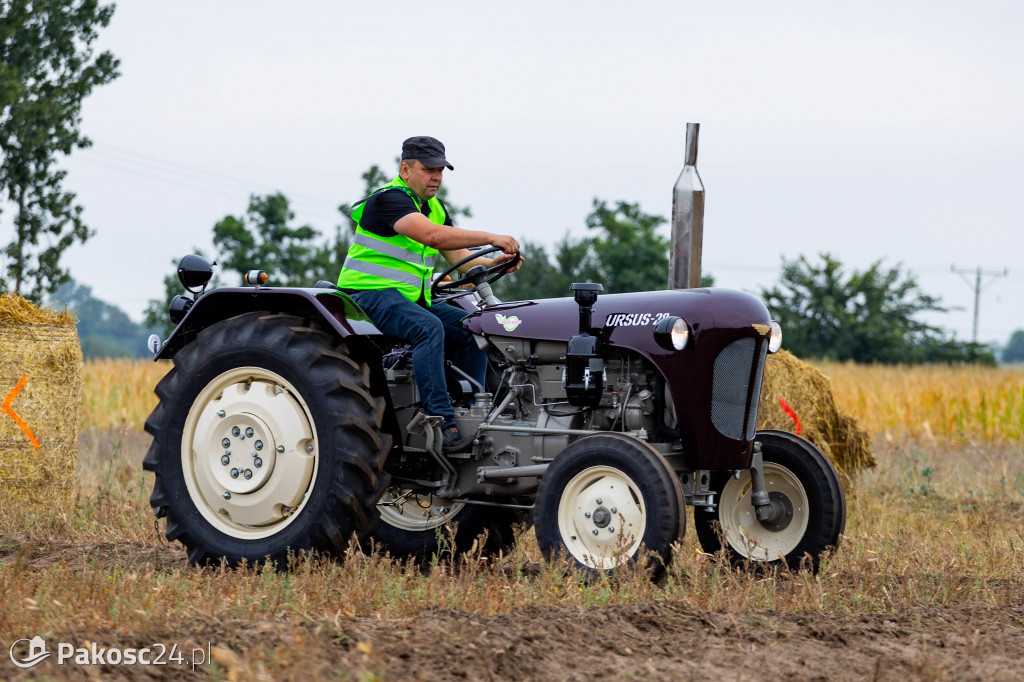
[{"xmin": 359, "ymin": 189, "xmax": 453, "ymax": 238}]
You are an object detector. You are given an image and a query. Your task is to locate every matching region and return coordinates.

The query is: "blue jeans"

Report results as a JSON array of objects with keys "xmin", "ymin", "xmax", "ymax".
[{"xmin": 348, "ymin": 288, "xmax": 487, "ymax": 422}]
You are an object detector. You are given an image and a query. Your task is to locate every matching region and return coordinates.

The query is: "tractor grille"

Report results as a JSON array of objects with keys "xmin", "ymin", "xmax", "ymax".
[
  {"xmin": 745, "ymin": 342, "xmax": 769, "ymax": 439},
  {"xmin": 711, "ymin": 337, "xmax": 768, "ymax": 440}
]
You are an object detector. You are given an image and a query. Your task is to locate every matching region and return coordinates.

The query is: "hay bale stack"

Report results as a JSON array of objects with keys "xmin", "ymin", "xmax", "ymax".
[
  {"xmin": 757, "ymin": 349, "xmax": 875, "ymax": 486},
  {"xmin": 0, "ymin": 294, "xmax": 82, "ymax": 512}
]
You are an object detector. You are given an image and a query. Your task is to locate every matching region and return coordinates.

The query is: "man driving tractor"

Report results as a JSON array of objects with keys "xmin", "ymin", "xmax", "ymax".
[{"xmin": 336, "ymin": 136, "xmax": 522, "ymax": 452}]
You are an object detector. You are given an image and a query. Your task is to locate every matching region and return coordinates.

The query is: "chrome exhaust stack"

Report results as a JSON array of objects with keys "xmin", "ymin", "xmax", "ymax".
[{"xmin": 670, "ymin": 122, "xmax": 705, "ymax": 290}]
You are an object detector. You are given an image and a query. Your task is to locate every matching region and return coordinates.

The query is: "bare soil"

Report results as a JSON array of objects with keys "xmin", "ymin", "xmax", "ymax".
[{"xmin": 2, "ymin": 538, "xmax": 1021, "ymax": 681}]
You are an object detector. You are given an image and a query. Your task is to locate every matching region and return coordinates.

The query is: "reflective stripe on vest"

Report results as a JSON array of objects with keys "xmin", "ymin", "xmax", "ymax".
[
  {"xmin": 341, "ymin": 259, "xmax": 422, "ymax": 287},
  {"xmin": 350, "ymin": 232, "xmax": 438, "ymax": 269},
  {"xmin": 336, "ymin": 176, "xmax": 447, "ymax": 305}
]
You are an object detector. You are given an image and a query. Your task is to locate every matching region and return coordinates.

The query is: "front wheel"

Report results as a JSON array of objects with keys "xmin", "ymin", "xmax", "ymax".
[
  {"xmin": 534, "ymin": 434, "xmax": 685, "ymax": 575},
  {"xmin": 143, "ymin": 313, "xmax": 391, "ymax": 566},
  {"xmin": 694, "ymin": 430, "xmax": 846, "ymax": 571}
]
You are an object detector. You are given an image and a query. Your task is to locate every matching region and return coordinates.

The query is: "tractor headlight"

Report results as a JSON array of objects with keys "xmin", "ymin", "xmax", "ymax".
[
  {"xmin": 768, "ymin": 320, "xmax": 783, "ymax": 353},
  {"xmin": 654, "ymin": 316, "xmax": 690, "ymax": 351},
  {"xmin": 176, "ymin": 254, "xmax": 214, "ymax": 293}
]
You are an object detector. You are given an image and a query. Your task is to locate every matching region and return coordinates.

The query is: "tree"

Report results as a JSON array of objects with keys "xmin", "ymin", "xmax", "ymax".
[
  {"xmin": 496, "ymin": 234, "xmax": 600, "ymax": 302},
  {"xmin": 586, "ymin": 199, "xmax": 670, "ymax": 293},
  {"xmin": 1003, "ymin": 330, "xmax": 1024, "ymax": 363},
  {"xmin": 50, "ymin": 279, "xmax": 153, "ymax": 358},
  {"xmin": 213, "ymin": 192, "xmax": 336, "ymax": 287},
  {"xmin": 0, "ymin": 0, "xmax": 119, "ymax": 302},
  {"xmin": 497, "ymin": 198, "xmax": 713, "ymax": 302},
  {"xmin": 761, "ymin": 253, "xmax": 994, "ymax": 364},
  {"xmin": 338, "ymin": 164, "xmax": 390, "ymax": 231},
  {"xmin": 338, "ymin": 159, "xmax": 472, "ymax": 233}
]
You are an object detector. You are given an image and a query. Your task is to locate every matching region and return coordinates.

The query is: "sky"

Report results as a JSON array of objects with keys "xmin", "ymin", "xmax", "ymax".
[{"xmin": 39, "ymin": 0, "xmax": 1024, "ymax": 345}]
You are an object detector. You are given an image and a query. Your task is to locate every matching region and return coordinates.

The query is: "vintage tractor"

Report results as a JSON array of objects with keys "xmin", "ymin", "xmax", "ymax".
[{"xmin": 144, "ymin": 250, "xmax": 845, "ymax": 572}]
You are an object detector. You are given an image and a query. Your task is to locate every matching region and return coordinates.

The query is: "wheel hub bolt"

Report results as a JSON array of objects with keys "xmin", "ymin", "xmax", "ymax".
[
  {"xmin": 274, "ymin": 387, "xmax": 283, "ymax": 395},
  {"xmin": 222, "ymin": 492, "xmax": 231, "ymax": 499},
  {"xmin": 254, "ymin": 440, "xmax": 263, "ymax": 451},
  {"xmin": 306, "ymin": 444, "xmax": 314, "ymax": 453},
  {"xmin": 245, "ymin": 427, "xmax": 254, "ymax": 438},
  {"xmin": 609, "ymin": 526, "xmax": 615, "ymax": 533},
  {"xmin": 584, "ymin": 512, "xmax": 591, "ymax": 518},
  {"xmin": 243, "ymin": 469, "xmax": 253, "ymax": 479},
  {"xmin": 592, "ymin": 506, "xmax": 612, "ymax": 528},
  {"xmin": 254, "ymin": 458, "xmax": 263, "ymax": 468},
  {"xmin": 232, "ymin": 426, "xmax": 240, "ymax": 437},
  {"xmin": 610, "ymin": 507, "xmax": 617, "ymax": 514},
  {"xmin": 277, "ymin": 445, "xmax": 285, "ymax": 453},
  {"xmin": 230, "ymin": 468, "xmax": 239, "ymax": 478},
  {"xmin": 596, "ymin": 498, "xmax": 603, "ymax": 504},
  {"xmin": 221, "ymin": 455, "xmax": 230, "ymax": 465},
  {"xmin": 592, "ymin": 529, "xmax": 599, "ymax": 535},
  {"xmin": 217, "ymin": 410, "xmax": 226, "ymax": 418},
  {"xmin": 222, "ymin": 438, "xmax": 231, "ymax": 448},
  {"xmin": 224, "ymin": 449, "xmax": 231, "ymax": 456},
  {"xmin": 251, "ymin": 451, "xmax": 258, "ymax": 458}
]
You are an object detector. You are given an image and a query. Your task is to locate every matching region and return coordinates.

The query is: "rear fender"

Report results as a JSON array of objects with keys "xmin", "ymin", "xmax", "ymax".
[
  {"xmin": 154, "ymin": 287, "xmax": 381, "ymax": 360},
  {"xmin": 153, "ymin": 287, "xmax": 404, "ymax": 452}
]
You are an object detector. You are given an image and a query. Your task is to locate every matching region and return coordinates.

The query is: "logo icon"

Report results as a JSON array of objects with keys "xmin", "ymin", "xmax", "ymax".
[
  {"xmin": 494, "ymin": 314, "xmax": 522, "ymax": 332},
  {"xmin": 10, "ymin": 635, "xmax": 50, "ymax": 669}
]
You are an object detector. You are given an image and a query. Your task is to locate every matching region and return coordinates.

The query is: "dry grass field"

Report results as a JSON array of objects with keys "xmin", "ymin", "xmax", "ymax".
[{"xmin": 1, "ymin": 359, "xmax": 1022, "ymax": 680}]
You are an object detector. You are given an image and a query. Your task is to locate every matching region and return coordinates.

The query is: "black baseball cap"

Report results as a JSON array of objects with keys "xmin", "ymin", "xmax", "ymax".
[{"xmin": 401, "ymin": 136, "xmax": 454, "ymax": 170}]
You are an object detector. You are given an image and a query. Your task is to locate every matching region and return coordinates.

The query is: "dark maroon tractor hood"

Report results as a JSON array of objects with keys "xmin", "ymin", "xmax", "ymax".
[
  {"xmin": 462, "ymin": 288, "xmax": 769, "ymax": 350},
  {"xmin": 462, "ymin": 288, "xmax": 774, "ymax": 470}
]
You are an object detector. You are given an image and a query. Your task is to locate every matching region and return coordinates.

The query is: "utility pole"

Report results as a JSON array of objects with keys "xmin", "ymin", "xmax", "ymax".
[{"xmin": 951, "ymin": 265, "xmax": 1008, "ymax": 343}]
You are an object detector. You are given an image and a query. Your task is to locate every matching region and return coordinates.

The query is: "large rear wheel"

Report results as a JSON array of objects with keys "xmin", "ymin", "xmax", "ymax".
[
  {"xmin": 144, "ymin": 313, "xmax": 391, "ymax": 566},
  {"xmin": 694, "ymin": 430, "xmax": 846, "ymax": 571}
]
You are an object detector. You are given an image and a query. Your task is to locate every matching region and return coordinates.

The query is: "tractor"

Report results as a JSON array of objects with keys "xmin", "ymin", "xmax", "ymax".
[{"xmin": 144, "ymin": 249, "xmax": 845, "ymax": 573}]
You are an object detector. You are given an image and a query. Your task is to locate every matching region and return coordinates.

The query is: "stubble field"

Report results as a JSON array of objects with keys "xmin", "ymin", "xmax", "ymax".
[{"xmin": 1, "ymin": 359, "xmax": 1022, "ymax": 680}]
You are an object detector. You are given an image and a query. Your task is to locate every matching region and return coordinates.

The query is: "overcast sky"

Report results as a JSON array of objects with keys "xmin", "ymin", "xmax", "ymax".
[{"xmin": 47, "ymin": 0, "xmax": 1023, "ymax": 344}]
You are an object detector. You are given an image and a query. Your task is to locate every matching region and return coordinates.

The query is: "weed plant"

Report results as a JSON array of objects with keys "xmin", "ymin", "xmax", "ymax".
[{"xmin": 0, "ymin": 360, "xmax": 1020, "ymax": 677}]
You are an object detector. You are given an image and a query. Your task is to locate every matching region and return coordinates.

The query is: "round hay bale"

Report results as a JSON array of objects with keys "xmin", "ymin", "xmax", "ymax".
[
  {"xmin": 757, "ymin": 349, "xmax": 875, "ymax": 487},
  {"xmin": 0, "ymin": 294, "xmax": 82, "ymax": 513}
]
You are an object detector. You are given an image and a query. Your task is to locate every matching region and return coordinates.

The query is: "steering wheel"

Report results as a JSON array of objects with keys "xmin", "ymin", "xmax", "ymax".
[{"xmin": 431, "ymin": 245, "xmax": 521, "ymax": 300}]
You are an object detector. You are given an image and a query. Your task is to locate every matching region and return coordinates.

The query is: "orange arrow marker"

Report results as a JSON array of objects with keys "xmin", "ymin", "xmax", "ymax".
[{"xmin": 3, "ymin": 374, "xmax": 40, "ymax": 449}]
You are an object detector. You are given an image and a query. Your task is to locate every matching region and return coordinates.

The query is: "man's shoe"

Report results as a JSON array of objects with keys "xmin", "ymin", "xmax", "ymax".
[{"xmin": 441, "ymin": 423, "xmax": 474, "ymax": 453}]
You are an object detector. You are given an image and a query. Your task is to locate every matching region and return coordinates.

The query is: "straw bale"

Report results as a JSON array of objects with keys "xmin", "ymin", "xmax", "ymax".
[
  {"xmin": 0, "ymin": 294, "xmax": 82, "ymax": 513},
  {"xmin": 757, "ymin": 349, "xmax": 875, "ymax": 488}
]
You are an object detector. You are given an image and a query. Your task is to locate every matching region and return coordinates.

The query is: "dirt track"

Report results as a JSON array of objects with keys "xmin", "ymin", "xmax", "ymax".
[
  {"xmin": 316, "ymin": 600, "xmax": 1023, "ymax": 681},
  {"xmin": 3, "ymin": 539, "xmax": 1022, "ymax": 680}
]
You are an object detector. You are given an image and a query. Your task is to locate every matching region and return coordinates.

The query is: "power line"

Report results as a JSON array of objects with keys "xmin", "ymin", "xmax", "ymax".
[
  {"xmin": 71, "ymin": 141, "xmax": 346, "ymax": 222},
  {"xmin": 92, "ymin": 141, "xmax": 344, "ymax": 209},
  {"xmin": 951, "ymin": 265, "xmax": 1009, "ymax": 343}
]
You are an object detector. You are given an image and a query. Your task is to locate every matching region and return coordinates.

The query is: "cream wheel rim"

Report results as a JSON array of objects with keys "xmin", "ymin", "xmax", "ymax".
[
  {"xmin": 181, "ymin": 367, "xmax": 317, "ymax": 539},
  {"xmin": 377, "ymin": 489, "xmax": 466, "ymax": 532},
  {"xmin": 718, "ymin": 462, "xmax": 810, "ymax": 562},
  {"xmin": 557, "ymin": 465, "xmax": 647, "ymax": 570}
]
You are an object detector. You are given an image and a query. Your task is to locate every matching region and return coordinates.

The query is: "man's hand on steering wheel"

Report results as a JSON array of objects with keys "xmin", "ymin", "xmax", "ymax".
[
  {"xmin": 490, "ymin": 233, "xmax": 520, "ymax": 257},
  {"xmin": 431, "ymin": 245, "xmax": 522, "ymax": 299},
  {"xmin": 490, "ymin": 250, "xmax": 524, "ymax": 274}
]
